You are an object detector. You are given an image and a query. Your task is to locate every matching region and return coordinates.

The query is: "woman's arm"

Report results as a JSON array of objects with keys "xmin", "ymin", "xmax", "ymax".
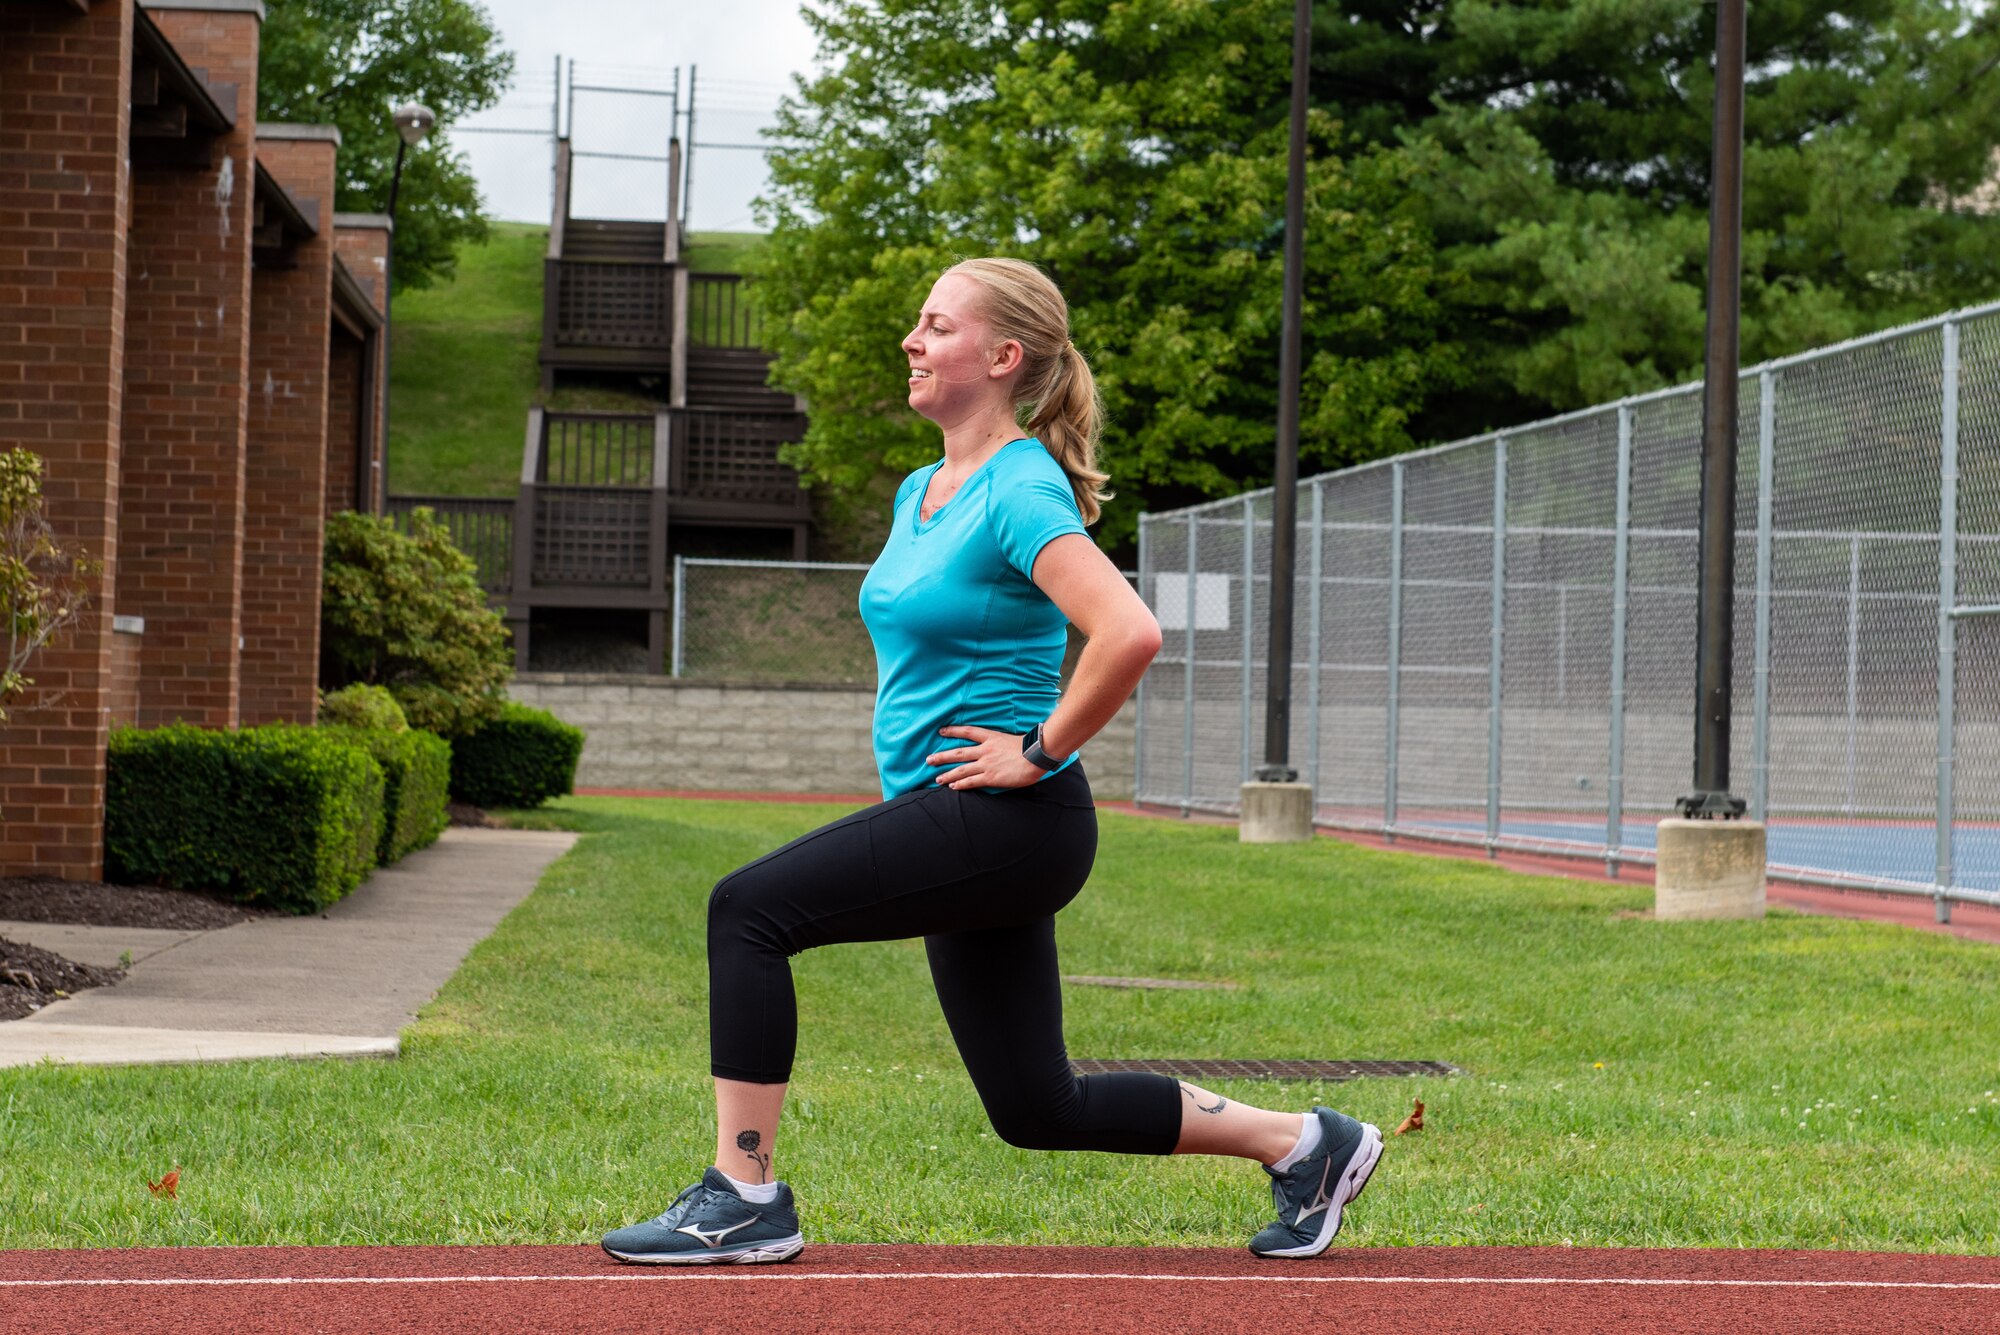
[
  {"xmin": 924, "ymin": 532, "xmax": 1159, "ymax": 789},
  {"xmin": 1029, "ymin": 532, "xmax": 1162, "ymax": 756}
]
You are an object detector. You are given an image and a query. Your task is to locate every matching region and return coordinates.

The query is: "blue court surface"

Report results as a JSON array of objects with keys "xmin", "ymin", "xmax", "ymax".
[{"xmin": 1379, "ymin": 813, "xmax": 2000, "ymax": 897}]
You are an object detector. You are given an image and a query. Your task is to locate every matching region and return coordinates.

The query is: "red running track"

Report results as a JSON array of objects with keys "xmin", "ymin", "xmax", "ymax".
[{"xmin": 4, "ymin": 1244, "xmax": 1997, "ymax": 1334}]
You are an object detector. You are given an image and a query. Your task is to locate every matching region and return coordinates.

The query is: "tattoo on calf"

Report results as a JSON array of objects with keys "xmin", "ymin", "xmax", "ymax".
[
  {"xmin": 736, "ymin": 1129, "xmax": 772, "ymax": 1183},
  {"xmin": 1180, "ymin": 1083, "xmax": 1227, "ymax": 1115}
]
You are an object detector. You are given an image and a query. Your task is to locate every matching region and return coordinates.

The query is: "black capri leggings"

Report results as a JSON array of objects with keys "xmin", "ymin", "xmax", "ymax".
[{"xmin": 706, "ymin": 759, "xmax": 1183, "ymax": 1155}]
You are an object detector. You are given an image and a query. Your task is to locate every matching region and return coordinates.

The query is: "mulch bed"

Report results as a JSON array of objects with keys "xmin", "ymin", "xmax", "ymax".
[
  {"xmin": 0, "ymin": 937, "xmax": 124, "ymax": 1023},
  {"xmin": 0, "ymin": 803, "xmax": 500, "ymax": 1024}
]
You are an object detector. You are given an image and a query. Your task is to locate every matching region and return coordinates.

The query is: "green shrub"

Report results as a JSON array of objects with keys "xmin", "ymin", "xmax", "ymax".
[
  {"xmin": 449, "ymin": 701, "xmax": 584, "ymax": 809},
  {"xmin": 105, "ymin": 723, "xmax": 384, "ymax": 914},
  {"xmin": 319, "ymin": 724, "xmax": 451, "ymax": 864},
  {"xmin": 321, "ymin": 508, "xmax": 512, "ymax": 739},
  {"xmin": 318, "ymin": 683, "xmax": 409, "ymax": 732}
]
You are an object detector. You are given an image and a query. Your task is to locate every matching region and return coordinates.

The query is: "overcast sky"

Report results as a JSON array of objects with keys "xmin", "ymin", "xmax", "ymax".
[{"xmin": 446, "ymin": 0, "xmax": 821, "ymax": 232}]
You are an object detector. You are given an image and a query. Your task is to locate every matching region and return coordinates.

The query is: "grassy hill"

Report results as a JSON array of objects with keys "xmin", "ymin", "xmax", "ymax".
[{"xmin": 386, "ymin": 224, "xmax": 767, "ymax": 498}]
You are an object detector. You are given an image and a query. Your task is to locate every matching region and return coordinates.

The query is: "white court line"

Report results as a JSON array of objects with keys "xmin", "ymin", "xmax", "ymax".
[{"xmin": 3, "ymin": 1271, "xmax": 1998, "ymax": 1291}]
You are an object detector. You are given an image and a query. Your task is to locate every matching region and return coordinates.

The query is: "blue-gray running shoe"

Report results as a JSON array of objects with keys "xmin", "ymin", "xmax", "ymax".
[
  {"xmin": 1248, "ymin": 1107, "xmax": 1383, "ymax": 1259},
  {"xmin": 601, "ymin": 1167, "xmax": 804, "ymax": 1265}
]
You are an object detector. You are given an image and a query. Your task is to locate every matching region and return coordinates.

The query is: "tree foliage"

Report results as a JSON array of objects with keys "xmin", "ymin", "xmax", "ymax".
[
  {"xmin": 755, "ymin": 0, "xmax": 2000, "ymax": 553},
  {"xmin": 258, "ymin": 0, "xmax": 513, "ymax": 292},
  {"xmin": 755, "ymin": 0, "xmax": 1462, "ymax": 553},
  {"xmin": 1, "ymin": 449, "xmax": 100, "ymax": 728},
  {"xmin": 320, "ymin": 510, "xmax": 512, "ymax": 738}
]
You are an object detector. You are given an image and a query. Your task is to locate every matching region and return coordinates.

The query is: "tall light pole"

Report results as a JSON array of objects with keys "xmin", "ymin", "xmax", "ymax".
[
  {"xmin": 1239, "ymin": 0, "xmax": 1314, "ymax": 844},
  {"xmin": 380, "ymin": 102, "xmax": 435, "ymax": 509},
  {"xmin": 1256, "ymin": 0, "xmax": 1312, "ymax": 787},
  {"xmin": 1678, "ymin": 0, "xmax": 1748, "ymax": 820}
]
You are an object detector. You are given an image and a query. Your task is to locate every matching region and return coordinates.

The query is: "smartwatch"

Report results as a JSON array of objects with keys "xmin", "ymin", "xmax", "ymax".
[{"xmin": 1022, "ymin": 722, "xmax": 1061, "ymax": 772}]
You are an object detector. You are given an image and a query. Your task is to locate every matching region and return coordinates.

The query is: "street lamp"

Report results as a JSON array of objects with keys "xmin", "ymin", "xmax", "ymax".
[
  {"xmin": 387, "ymin": 102, "xmax": 436, "ymax": 217},
  {"xmin": 379, "ymin": 102, "xmax": 433, "ymax": 511}
]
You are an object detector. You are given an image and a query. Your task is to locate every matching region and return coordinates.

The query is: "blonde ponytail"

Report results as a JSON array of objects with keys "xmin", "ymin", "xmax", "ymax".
[{"xmin": 944, "ymin": 258, "xmax": 1113, "ymax": 525}]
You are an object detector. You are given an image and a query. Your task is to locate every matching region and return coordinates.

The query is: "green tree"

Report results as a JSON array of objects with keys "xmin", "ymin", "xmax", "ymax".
[
  {"xmin": 320, "ymin": 509, "xmax": 512, "ymax": 738},
  {"xmin": 754, "ymin": 0, "xmax": 1463, "ymax": 555},
  {"xmin": 1315, "ymin": 0, "xmax": 2000, "ymax": 435},
  {"xmin": 759, "ymin": 0, "xmax": 2000, "ymax": 551},
  {"xmin": 1, "ymin": 449, "xmax": 100, "ymax": 730},
  {"xmin": 258, "ymin": 0, "xmax": 513, "ymax": 292}
]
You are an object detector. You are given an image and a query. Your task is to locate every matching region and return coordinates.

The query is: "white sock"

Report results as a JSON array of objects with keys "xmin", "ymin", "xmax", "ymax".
[
  {"xmin": 717, "ymin": 1168, "xmax": 781, "ymax": 1203},
  {"xmin": 1268, "ymin": 1113, "xmax": 1321, "ymax": 1174}
]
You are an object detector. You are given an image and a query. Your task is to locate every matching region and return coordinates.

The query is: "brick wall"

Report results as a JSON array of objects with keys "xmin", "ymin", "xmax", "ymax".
[
  {"xmin": 332, "ymin": 219, "xmax": 388, "ymax": 514},
  {"xmin": 325, "ymin": 321, "xmax": 365, "ymax": 517},
  {"xmin": 502, "ymin": 675, "xmax": 1140, "ymax": 801},
  {"xmin": 0, "ymin": 0, "xmax": 135, "ymax": 879},
  {"xmin": 239, "ymin": 132, "xmax": 335, "ymax": 726},
  {"xmin": 115, "ymin": 4, "xmax": 259, "ymax": 730}
]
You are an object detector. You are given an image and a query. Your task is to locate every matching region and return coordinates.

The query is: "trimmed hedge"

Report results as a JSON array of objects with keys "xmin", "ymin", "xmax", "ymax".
[
  {"xmin": 318, "ymin": 683, "xmax": 410, "ymax": 732},
  {"xmin": 318, "ymin": 724, "xmax": 451, "ymax": 865},
  {"xmin": 106, "ymin": 723, "xmax": 384, "ymax": 914},
  {"xmin": 449, "ymin": 701, "xmax": 584, "ymax": 809}
]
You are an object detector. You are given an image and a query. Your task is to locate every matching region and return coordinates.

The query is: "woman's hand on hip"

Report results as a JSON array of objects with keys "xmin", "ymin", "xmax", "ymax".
[{"xmin": 927, "ymin": 725, "xmax": 1047, "ymax": 790}]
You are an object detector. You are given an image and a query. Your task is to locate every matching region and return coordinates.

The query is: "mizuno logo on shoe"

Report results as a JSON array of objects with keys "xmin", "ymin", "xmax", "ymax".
[
  {"xmin": 677, "ymin": 1216, "xmax": 758, "ymax": 1248},
  {"xmin": 1294, "ymin": 1159, "xmax": 1335, "ymax": 1224}
]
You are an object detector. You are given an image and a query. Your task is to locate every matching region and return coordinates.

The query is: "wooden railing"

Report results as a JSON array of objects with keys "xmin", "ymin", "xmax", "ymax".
[
  {"xmin": 688, "ymin": 272, "xmax": 761, "ymax": 349},
  {"xmin": 545, "ymin": 258, "xmax": 672, "ymax": 350},
  {"xmin": 669, "ymin": 408, "xmax": 808, "ymax": 510},
  {"xmin": 384, "ymin": 496, "xmax": 516, "ymax": 593}
]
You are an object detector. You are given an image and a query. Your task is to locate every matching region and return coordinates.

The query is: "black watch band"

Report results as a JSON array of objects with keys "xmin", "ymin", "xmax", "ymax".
[{"xmin": 1022, "ymin": 722, "xmax": 1061, "ymax": 772}]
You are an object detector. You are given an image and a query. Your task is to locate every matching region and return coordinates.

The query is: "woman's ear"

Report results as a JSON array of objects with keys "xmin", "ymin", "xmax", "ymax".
[{"xmin": 988, "ymin": 337, "xmax": 1025, "ymax": 379}]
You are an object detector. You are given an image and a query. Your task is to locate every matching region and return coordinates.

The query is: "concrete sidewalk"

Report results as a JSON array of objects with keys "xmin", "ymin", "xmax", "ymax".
[{"xmin": 0, "ymin": 826, "xmax": 578, "ymax": 1068}]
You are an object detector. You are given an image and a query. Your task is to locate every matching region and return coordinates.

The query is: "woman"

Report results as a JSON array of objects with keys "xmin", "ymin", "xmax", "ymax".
[{"xmin": 601, "ymin": 258, "xmax": 1382, "ymax": 1266}]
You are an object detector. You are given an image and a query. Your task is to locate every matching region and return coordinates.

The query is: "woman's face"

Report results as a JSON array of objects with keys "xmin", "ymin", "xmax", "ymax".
[{"xmin": 902, "ymin": 272, "xmax": 1016, "ymax": 424}]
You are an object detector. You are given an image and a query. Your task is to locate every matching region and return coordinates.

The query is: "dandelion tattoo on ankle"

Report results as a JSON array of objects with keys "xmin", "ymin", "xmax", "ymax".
[
  {"xmin": 737, "ymin": 1129, "xmax": 771, "ymax": 1183},
  {"xmin": 1180, "ymin": 1083, "xmax": 1227, "ymax": 1114}
]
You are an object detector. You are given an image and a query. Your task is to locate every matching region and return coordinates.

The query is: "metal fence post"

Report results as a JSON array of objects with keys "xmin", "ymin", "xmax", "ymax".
[
  {"xmin": 1487, "ymin": 437, "xmax": 1507, "ymax": 855},
  {"xmin": 1751, "ymin": 370, "xmax": 1776, "ymax": 823},
  {"xmin": 1183, "ymin": 511, "xmax": 1197, "ymax": 818},
  {"xmin": 672, "ymin": 554, "xmax": 687, "ymax": 677},
  {"xmin": 1936, "ymin": 320, "xmax": 1962, "ymax": 923},
  {"xmin": 1607, "ymin": 405, "xmax": 1634, "ymax": 875},
  {"xmin": 1386, "ymin": 462, "xmax": 1406, "ymax": 838},
  {"xmin": 1307, "ymin": 480, "xmax": 1324, "ymax": 803},
  {"xmin": 1242, "ymin": 494, "xmax": 1255, "ymax": 787},
  {"xmin": 1135, "ymin": 518, "xmax": 1149, "ymax": 805},
  {"xmin": 1845, "ymin": 534, "xmax": 1860, "ymax": 816}
]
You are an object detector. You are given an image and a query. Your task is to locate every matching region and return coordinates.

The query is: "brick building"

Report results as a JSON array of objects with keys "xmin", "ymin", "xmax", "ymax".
[{"xmin": 0, "ymin": 0, "xmax": 389, "ymax": 879}]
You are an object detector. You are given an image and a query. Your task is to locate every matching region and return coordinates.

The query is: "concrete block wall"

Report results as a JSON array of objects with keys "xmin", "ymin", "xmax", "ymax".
[
  {"xmin": 240, "ymin": 129, "xmax": 336, "ymax": 726},
  {"xmin": 506, "ymin": 675, "xmax": 1140, "ymax": 802},
  {"xmin": 116, "ymin": 2, "xmax": 261, "ymax": 730},
  {"xmin": 0, "ymin": 0, "xmax": 135, "ymax": 879}
]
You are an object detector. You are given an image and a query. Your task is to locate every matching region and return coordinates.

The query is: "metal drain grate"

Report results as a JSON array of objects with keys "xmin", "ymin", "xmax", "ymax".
[
  {"xmin": 1070, "ymin": 1059, "xmax": 1461, "ymax": 1081},
  {"xmin": 1061, "ymin": 975, "xmax": 1238, "ymax": 991}
]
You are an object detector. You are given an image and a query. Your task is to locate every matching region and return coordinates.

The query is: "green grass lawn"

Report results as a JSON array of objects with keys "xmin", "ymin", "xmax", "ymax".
[
  {"xmin": 3, "ymin": 800, "xmax": 1996, "ymax": 1252},
  {"xmin": 387, "ymin": 225, "xmax": 768, "ymax": 498}
]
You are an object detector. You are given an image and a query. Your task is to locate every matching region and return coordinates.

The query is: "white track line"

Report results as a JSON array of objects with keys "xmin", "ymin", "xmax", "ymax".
[{"xmin": 3, "ymin": 1272, "xmax": 1997, "ymax": 1291}]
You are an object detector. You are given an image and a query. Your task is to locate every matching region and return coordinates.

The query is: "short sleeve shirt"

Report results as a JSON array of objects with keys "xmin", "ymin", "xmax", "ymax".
[{"xmin": 857, "ymin": 437, "xmax": 1088, "ymax": 800}]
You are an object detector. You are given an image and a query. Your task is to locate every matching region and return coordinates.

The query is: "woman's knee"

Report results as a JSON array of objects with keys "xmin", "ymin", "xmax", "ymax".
[
  {"xmin": 981, "ymin": 1084, "xmax": 1084, "ymax": 1151},
  {"xmin": 707, "ymin": 865, "xmax": 785, "ymax": 954}
]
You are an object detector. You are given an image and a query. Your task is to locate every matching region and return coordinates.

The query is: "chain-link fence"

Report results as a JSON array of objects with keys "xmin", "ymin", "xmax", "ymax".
[
  {"xmin": 672, "ymin": 558, "xmax": 877, "ymax": 684},
  {"xmin": 1137, "ymin": 304, "xmax": 2000, "ymax": 917}
]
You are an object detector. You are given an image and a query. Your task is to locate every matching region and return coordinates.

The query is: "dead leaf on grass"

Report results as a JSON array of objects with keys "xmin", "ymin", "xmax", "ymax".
[
  {"xmin": 147, "ymin": 1167, "xmax": 180, "ymax": 1199},
  {"xmin": 1394, "ymin": 1098, "xmax": 1425, "ymax": 1136}
]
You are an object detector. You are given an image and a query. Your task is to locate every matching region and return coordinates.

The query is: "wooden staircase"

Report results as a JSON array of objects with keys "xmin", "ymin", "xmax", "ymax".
[{"xmin": 462, "ymin": 135, "xmax": 812, "ymax": 671}]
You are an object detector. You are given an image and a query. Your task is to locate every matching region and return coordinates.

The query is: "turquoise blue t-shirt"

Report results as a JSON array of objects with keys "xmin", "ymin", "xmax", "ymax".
[{"xmin": 858, "ymin": 437, "xmax": 1087, "ymax": 800}]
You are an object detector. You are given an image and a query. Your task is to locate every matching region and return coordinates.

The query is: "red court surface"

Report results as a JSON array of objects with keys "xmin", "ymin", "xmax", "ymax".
[{"xmin": 4, "ymin": 1243, "xmax": 1997, "ymax": 1334}]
